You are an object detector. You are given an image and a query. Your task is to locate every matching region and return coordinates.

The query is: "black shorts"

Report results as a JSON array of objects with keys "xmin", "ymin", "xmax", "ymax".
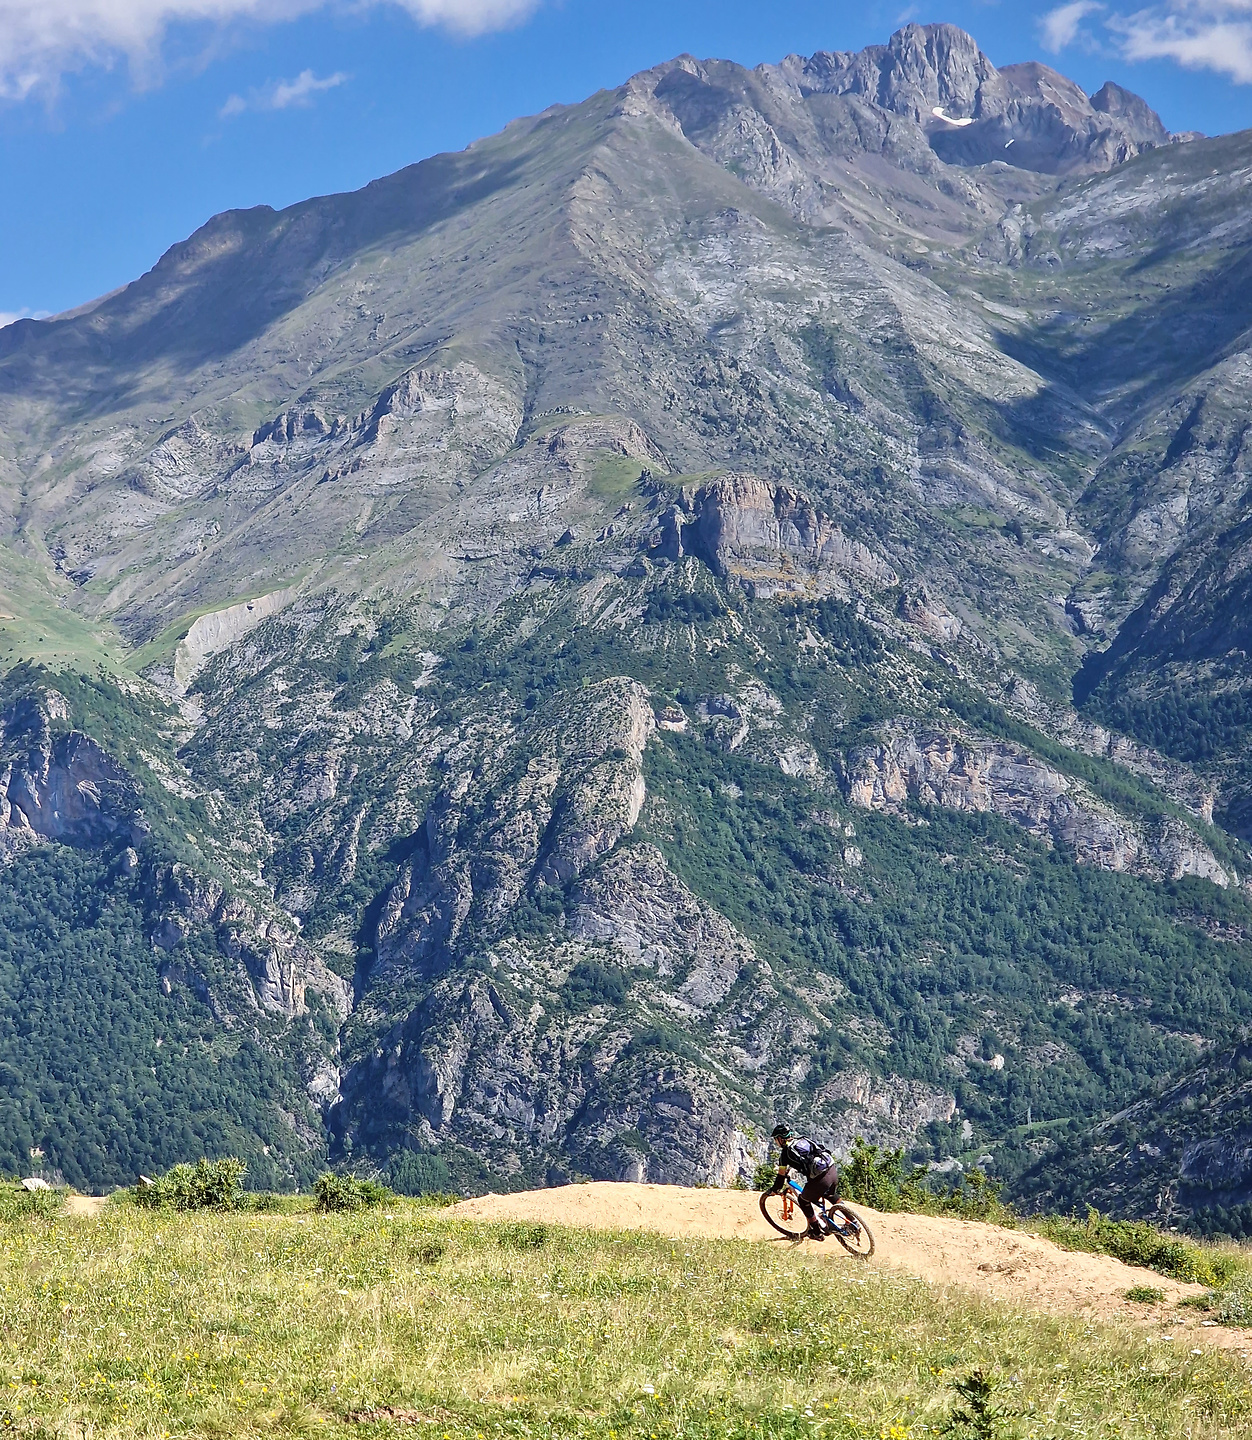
[{"xmin": 797, "ymin": 1165, "xmax": 840, "ymax": 1220}]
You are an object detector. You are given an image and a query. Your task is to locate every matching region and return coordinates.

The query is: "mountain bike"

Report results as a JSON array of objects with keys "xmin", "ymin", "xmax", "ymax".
[{"xmin": 759, "ymin": 1177, "xmax": 875, "ymax": 1257}]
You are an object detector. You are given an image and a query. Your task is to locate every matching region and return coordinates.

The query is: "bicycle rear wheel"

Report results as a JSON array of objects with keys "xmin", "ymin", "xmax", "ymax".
[
  {"xmin": 827, "ymin": 1203, "xmax": 874, "ymax": 1258},
  {"xmin": 759, "ymin": 1189, "xmax": 809, "ymax": 1239}
]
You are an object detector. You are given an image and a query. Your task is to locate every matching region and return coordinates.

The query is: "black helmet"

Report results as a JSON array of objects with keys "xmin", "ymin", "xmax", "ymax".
[{"xmin": 771, "ymin": 1123, "xmax": 791, "ymax": 1143}]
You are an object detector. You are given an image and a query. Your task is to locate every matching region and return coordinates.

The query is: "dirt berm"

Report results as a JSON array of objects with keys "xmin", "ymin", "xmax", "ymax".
[{"xmin": 451, "ymin": 1182, "xmax": 1251, "ymax": 1352}]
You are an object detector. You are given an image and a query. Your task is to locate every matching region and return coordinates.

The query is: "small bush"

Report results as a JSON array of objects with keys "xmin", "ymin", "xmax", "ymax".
[
  {"xmin": 313, "ymin": 1173, "xmax": 392, "ymax": 1213},
  {"xmin": 0, "ymin": 1182, "xmax": 67, "ymax": 1222},
  {"xmin": 497, "ymin": 1221, "xmax": 548, "ymax": 1250},
  {"xmin": 562, "ymin": 958, "xmax": 629, "ymax": 1010},
  {"xmin": 752, "ymin": 1162, "xmax": 778, "ymax": 1192},
  {"xmin": 1039, "ymin": 1209, "xmax": 1239, "ymax": 1287},
  {"xmin": 1125, "ymin": 1285, "xmax": 1165, "ymax": 1304},
  {"xmin": 414, "ymin": 1239, "xmax": 446, "ymax": 1265},
  {"xmin": 841, "ymin": 1141, "xmax": 921, "ymax": 1212},
  {"xmin": 1213, "ymin": 1279, "xmax": 1252, "ymax": 1326},
  {"xmin": 945, "ymin": 1369, "xmax": 1009, "ymax": 1439},
  {"xmin": 133, "ymin": 1158, "xmax": 246, "ymax": 1212},
  {"xmin": 838, "ymin": 1140, "xmax": 1012, "ymax": 1223}
]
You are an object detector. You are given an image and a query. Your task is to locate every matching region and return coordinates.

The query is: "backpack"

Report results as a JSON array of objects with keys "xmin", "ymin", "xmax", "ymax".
[{"xmin": 786, "ymin": 1138, "xmax": 834, "ymax": 1181}]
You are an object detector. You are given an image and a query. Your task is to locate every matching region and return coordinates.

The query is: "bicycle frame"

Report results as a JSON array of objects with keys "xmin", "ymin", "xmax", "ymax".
[{"xmin": 781, "ymin": 1175, "xmax": 829, "ymax": 1224}]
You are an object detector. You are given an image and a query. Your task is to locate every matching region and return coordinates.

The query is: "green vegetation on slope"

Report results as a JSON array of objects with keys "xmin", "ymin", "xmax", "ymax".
[
  {"xmin": 0, "ymin": 1205, "xmax": 1247, "ymax": 1439},
  {"xmin": 641, "ymin": 731, "xmax": 1252, "ymax": 1186},
  {"xmin": 176, "ymin": 575, "xmax": 1252, "ymax": 1203},
  {"xmin": 0, "ymin": 845, "xmax": 324, "ymax": 1192}
]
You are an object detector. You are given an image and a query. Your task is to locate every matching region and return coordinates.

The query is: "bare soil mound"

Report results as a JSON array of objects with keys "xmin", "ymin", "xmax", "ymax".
[
  {"xmin": 65, "ymin": 1196, "xmax": 107, "ymax": 1218},
  {"xmin": 451, "ymin": 1182, "xmax": 1251, "ymax": 1352}
]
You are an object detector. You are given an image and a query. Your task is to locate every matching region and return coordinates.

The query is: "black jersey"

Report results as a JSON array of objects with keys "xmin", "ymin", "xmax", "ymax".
[{"xmin": 777, "ymin": 1138, "xmax": 834, "ymax": 1181}]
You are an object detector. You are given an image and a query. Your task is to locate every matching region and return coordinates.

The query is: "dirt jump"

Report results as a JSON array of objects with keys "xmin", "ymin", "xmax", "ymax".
[{"xmin": 451, "ymin": 1182, "xmax": 1251, "ymax": 1352}]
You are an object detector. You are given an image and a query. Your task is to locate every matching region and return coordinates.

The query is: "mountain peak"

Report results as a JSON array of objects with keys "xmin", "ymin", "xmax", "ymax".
[{"xmin": 1090, "ymin": 79, "xmax": 1172, "ymax": 145}]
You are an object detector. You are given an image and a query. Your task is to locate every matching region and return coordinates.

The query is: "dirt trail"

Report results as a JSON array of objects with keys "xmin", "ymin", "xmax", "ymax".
[
  {"xmin": 451, "ymin": 1182, "xmax": 1251, "ymax": 1353},
  {"xmin": 65, "ymin": 1196, "xmax": 107, "ymax": 1218}
]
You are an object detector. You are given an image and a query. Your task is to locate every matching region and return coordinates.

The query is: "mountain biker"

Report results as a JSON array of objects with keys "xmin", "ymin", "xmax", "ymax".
[{"xmin": 767, "ymin": 1123, "xmax": 841, "ymax": 1241}]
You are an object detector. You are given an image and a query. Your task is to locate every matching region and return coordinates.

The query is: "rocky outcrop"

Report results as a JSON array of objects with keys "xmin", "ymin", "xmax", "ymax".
[
  {"xmin": 0, "ymin": 690, "xmax": 149, "ymax": 858},
  {"xmin": 847, "ymin": 722, "xmax": 1232, "ymax": 885},
  {"xmin": 662, "ymin": 474, "xmax": 897, "ymax": 597},
  {"xmin": 815, "ymin": 1070, "xmax": 957, "ymax": 1157},
  {"xmin": 173, "ymin": 586, "xmax": 300, "ymax": 691},
  {"xmin": 373, "ymin": 678, "xmax": 656, "ymax": 979},
  {"xmin": 153, "ymin": 861, "xmax": 352, "ymax": 1024},
  {"xmin": 571, "ymin": 844, "xmax": 756, "ymax": 1010}
]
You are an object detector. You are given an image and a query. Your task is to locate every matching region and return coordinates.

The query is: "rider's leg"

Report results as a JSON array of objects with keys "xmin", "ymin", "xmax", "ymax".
[
  {"xmin": 798, "ymin": 1176, "xmax": 835, "ymax": 1239},
  {"xmin": 802, "ymin": 1168, "xmax": 841, "ymax": 1231}
]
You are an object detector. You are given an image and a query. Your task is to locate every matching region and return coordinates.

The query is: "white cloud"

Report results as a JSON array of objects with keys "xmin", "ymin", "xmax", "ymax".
[
  {"xmin": 0, "ymin": 0, "xmax": 541, "ymax": 97},
  {"xmin": 220, "ymin": 66, "xmax": 347, "ymax": 116},
  {"xmin": 1109, "ymin": 2, "xmax": 1252, "ymax": 83},
  {"xmin": 1044, "ymin": 2, "xmax": 1252, "ymax": 84},
  {"xmin": 1040, "ymin": 1, "xmax": 1105, "ymax": 51},
  {"xmin": 0, "ymin": 309, "xmax": 50, "ymax": 327}
]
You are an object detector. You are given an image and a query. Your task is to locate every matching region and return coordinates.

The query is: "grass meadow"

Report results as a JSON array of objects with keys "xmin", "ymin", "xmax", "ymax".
[{"xmin": 0, "ymin": 1201, "xmax": 1248, "ymax": 1439}]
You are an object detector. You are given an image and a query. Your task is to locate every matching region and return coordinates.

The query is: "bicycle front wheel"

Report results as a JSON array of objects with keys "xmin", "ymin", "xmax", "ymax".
[
  {"xmin": 828, "ymin": 1202, "xmax": 875, "ymax": 1258},
  {"xmin": 759, "ymin": 1189, "xmax": 809, "ymax": 1239}
]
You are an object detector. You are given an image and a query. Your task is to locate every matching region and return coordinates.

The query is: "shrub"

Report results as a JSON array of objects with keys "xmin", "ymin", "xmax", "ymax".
[
  {"xmin": 752, "ymin": 1162, "xmax": 778, "ymax": 1192},
  {"xmin": 497, "ymin": 1221, "xmax": 548, "ymax": 1250},
  {"xmin": 1214, "ymin": 1279, "xmax": 1252, "ymax": 1326},
  {"xmin": 562, "ymin": 958, "xmax": 629, "ymax": 1010},
  {"xmin": 1125, "ymin": 1285, "xmax": 1165, "ymax": 1304},
  {"xmin": 133, "ymin": 1158, "xmax": 246, "ymax": 1211},
  {"xmin": 840, "ymin": 1141, "xmax": 924, "ymax": 1212},
  {"xmin": 0, "ymin": 1182, "xmax": 67, "ymax": 1222},
  {"xmin": 945, "ymin": 1369, "xmax": 1009, "ymax": 1439},
  {"xmin": 1039, "ymin": 1209, "xmax": 1240, "ymax": 1287},
  {"xmin": 313, "ymin": 1173, "xmax": 392, "ymax": 1213}
]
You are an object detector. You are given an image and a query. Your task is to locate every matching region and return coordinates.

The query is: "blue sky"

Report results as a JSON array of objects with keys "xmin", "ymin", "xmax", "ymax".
[{"xmin": 3, "ymin": 0, "xmax": 1252, "ymax": 321}]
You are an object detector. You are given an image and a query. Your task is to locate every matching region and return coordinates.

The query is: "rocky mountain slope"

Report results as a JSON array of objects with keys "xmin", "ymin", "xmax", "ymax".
[{"xmin": 1, "ymin": 22, "xmax": 1251, "ymax": 1211}]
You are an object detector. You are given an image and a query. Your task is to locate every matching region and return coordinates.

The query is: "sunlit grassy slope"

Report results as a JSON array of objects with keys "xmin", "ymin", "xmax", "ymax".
[
  {"xmin": 0, "ymin": 543, "xmax": 127, "ymax": 673},
  {"xmin": 3, "ymin": 1203, "xmax": 1249, "ymax": 1439}
]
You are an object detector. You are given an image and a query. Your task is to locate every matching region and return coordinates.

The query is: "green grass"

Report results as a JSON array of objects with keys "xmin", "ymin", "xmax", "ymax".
[
  {"xmin": 587, "ymin": 452, "xmax": 648, "ymax": 502},
  {"xmin": 1035, "ymin": 1213, "xmax": 1245, "ymax": 1289},
  {"xmin": 0, "ymin": 1204, "xmax": 1249, "ymax": 1439},
  {"xmin": 0, "ymin": 542, "xmax": 128, "ymax": 673},
  {"xmin": 1125, "ymin": 1286, "xmax": 1166, "ymax": 1305}
]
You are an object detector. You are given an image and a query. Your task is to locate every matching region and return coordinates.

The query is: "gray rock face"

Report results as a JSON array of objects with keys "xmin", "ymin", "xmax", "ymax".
[
  {"xmin": 154, "ymin": 861, "xmax": 351, "ymax": 1025},
  {"xmin": 673, "ymin": 474, "xmax": 898, "ymax": 597},
  {"xmin": 1089, "ymin": 80, "xmax": 1173, "ymax": 145},
  {"xmin": 372, "ymin": 679, "xmax": 655, "ymax": 982},
  {"xmin": 847, "ymin": 722, "xmax": 1231, "ymax": 886},
  {"xmin": 0, "ymin": 691, "xmax": 148, "ymax": 855},
  {"xmin": 340, "ymin": 834, "xmax": 957, "ymax": 1184},
  {"xmin": 768, "ymin": 23, "xmax": 1173, "ymax": 176}
]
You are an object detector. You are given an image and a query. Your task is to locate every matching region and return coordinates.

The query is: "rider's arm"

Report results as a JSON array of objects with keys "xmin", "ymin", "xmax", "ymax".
[{"xmin": 768, "ymin": 1163, "xmax": 788, "ymax": 1194}]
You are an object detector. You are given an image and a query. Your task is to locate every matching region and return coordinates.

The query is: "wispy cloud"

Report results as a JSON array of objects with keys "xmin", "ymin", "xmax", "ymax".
[
  {"xmin": 0, "ymin": 0, "xmax": 542, "ymax": 99},
  {"xmin": 1040, "ymin": 1, "xmax": 1105, "ymax": 51},
  {"xmin": 1110, "ymin": 2, "xmax": 1252, "ymax": 83},
  {"xmin": 1044, "ymin": 1, "xmax": 1252, "ymax": 84},
  {"xmin": 0, "ymin": 308, "xmax": 50, "ymax": 328},
  {"xmin": 220, "ymin": 67, "xmax": 347, "ymax": 117}
]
